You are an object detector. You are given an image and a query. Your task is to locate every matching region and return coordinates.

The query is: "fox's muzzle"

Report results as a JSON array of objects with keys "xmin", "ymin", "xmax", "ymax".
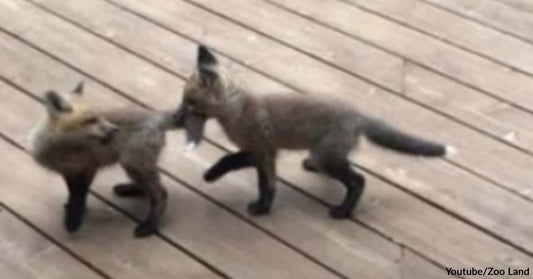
[
  {"xmin": 175, "ymin": 102, "xmax": 206, "ymax": 147},
  {"xmin": 95, "ymin": 121, "xmax": 119, "ymax": 145}
]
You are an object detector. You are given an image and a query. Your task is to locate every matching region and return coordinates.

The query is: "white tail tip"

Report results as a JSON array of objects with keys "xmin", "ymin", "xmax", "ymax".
[{"xmin": 445, "ymin": 145, "xmax": 458, "ymax": 156}]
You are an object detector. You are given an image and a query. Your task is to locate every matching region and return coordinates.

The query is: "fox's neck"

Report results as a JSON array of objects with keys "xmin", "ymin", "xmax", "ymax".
[{"xmin": 214, "ymin": 86, "xmax": 251, "ymax": 126}]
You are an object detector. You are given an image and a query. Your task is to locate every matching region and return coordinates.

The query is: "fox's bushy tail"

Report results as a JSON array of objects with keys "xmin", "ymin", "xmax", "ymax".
[{"xmin": 362, "ymin": 119, "xmax": 446, "ymax": 156}]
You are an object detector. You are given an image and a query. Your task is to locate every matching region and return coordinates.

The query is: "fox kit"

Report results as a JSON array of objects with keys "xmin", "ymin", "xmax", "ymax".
[
  {"xmin": 29, "ymin": 82, "xmax": 184, "ymax": 237},
  {"xmin": 178, "ymin": 45, "xmax": 452, "ymax": 219}
]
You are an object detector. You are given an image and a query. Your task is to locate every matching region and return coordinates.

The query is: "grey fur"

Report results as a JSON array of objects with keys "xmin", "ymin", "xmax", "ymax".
[
  {"xmin": 181, "ymin": 45, "xmax": 447, "ymax": 218},
  {"xmin": 30, "ymin": 87, "xmax": 183, "ymax": 237}
]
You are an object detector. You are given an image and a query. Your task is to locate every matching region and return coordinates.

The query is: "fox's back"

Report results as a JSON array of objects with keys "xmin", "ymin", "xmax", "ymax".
[
  {"xmin": 103, "ymin": 108, "xmax": 170, "ymax": 165},
  {"xmin": 240, "ymin": 93, "xmax": 363, "ymax": 150}
]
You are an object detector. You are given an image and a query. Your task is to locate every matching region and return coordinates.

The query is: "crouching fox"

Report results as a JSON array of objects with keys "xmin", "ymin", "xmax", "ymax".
[
  {"xmin": 28, "ymin": 82, "xmax": 184, "ymax": 237},
  {"xmin": 178, "ymin": 45, "xmax": 454, "ymax": 219}
]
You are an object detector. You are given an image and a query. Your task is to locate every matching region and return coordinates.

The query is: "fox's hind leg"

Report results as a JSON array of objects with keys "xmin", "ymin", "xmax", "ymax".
[
  {"xmin": 122, "ymin": 164, "xmax": 167, "ymax": 237},
  {"xmin": 114, "ymin": 163, "xmax": 145, "ymax": 198},
  {"xmin": 322, "ymin": 161, "xmax": 365, "ymax": 219},
  {"xmin": 311, "ymin": 134, "xmax": 365, "ymax": 219}
]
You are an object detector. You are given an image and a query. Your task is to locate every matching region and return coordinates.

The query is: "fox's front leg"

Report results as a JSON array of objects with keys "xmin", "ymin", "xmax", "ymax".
[
  {"xmin": 204, "ymin": 151, "xmax": 255, "ymax": 182},
  {"xmin": 248, "ymin": 152, "xmax": 276, "ymax": 216},
  {"xmin": 63, "ymin": 169, "xmax": 96, "ymax": 233}
]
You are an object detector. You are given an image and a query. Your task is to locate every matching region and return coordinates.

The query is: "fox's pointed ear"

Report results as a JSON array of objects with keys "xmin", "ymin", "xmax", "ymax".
[
  {"xmin": 198, "ymin": 45, "xmax": 217, "ymax": 66},
  {"xmin": 197, "ymin": 45, "xmax": 219, "ymax": 87},
  {"xmin": 72, "ymin": 81, "xmax": 84, "ymax": 95},
  {"xmin": 44, "ymin": 91, "xmax": 72, "ymax": 115}
]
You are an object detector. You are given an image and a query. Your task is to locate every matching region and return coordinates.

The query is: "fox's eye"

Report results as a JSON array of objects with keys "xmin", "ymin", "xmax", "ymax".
[{"xmin": 83, "ymin": 117, "xmax": 98, "ymax": 125}]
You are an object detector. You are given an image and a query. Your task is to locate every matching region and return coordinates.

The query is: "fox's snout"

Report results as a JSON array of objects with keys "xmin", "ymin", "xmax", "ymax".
[
  {"xmin": 102, "ymin": 121, "xmax": 119, "ymax": 134},
  {"xmin": 96, "ymin": 120, "xmax": 119, "ymax": 144},
  {"xmin": 85, "ymin": 118, "xmax": 119, "ymax": 144}
]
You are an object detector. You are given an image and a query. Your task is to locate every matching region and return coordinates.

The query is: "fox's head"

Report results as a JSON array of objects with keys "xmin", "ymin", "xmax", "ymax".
[
  {"xmin": 177, "ymin": 45, "xmax": 232, "ymax": 147},
  {"xmin": 40, "ymin": 82, "xmax": 119, "ymax": 145}
]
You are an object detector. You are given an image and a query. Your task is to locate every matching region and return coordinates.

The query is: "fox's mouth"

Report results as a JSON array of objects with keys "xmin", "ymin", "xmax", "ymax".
[
  {"xmin": 99, "ymin": 133, "xmax": 114, "ymax": 144},
  {"xmin": 185, "ymin": 112, "xmax": 206, "ymax": 147},
  {"xmin": 176, "ymin": 102, "xmax": 206, "ymax": 147},
  {"xmin": 95, "ymin": 130, "xmax": 118, "ymax": 145}
]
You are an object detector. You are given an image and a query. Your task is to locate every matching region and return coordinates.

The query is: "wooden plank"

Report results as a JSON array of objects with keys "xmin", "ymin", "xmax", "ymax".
[
  {"xmin": 92, "ymin": 163, "xmax": 341, "ymax": 279},
  {"xmin": 39, "ymin": 0, "xmax": 533, "ymax": 174},
  {"xmin": 92, "ymin": 0, "xmax": 533, "ymax": 159},
  {"xmin": 56, "ymin": 0, "xmax": 533, "ymax": 253},
  {"xmin": 0, "ymin": 40, "xmax": 347, "ymax": 279},
  {"xmin": 201, "ymin": 0, "xmax": 533, "ymax": 155},
  {"xmin": 245, "ymin": 0, "xmax": 533, "ymax": 112},
  {"xmin": 405, "ymin": 63, "xmax": 533, "ymax": 153},
  {"xmin": 117, "ymin": 0, "xmax": 533, "ymax": 185},
  {"xmin": 208, "ymin": 115, "xmax": 533, "ymax": 252},
  {"xmin": 0, "ymin": 83, "xmax": 222, "ymax": 279},
  {"xmin": 425, "ymin": 0, "xmax": 533, "ymax": 42},
  {"xmin": 0, "ymin": 142, "xmax": 221, "ymax": 279},
  {"xmin": 31, "ymin": 0, "xmax": 533, "ymax": 215},
  {"xmin": 31, "ymin": 0, "xmax": 533, "ymax": 187},
  {"xmin": 0, "ymin": 24, "xmax": 444, "ymax": 279},
  {"xmin": 2, "ymin": 0, "xmax": 532, "ymax": 275},
  {"xmin": 139, "ymin": 0, "xmax": 533, "ymax": 155},
  {"xmin": 5, "ymin": 73, "xmax": 518, "ymax": 279},
  {"xmin": 0, "ymin": 206, "xmax": 104, "ymax": 279},
  {"xmin": 29, "ymin": 0, "xmax": 405, "ymax": 92},
  {"xmin": 341, "ymin": 0, "xmax": 533, "ymax": 76},
  {"xmin": 28, "ymin": 0, "xmax": 290, "ymax": 95},
  {"xmin": 138, "ymin": 0, "xmax": 533, "ymax": 196},
  {"xmin": 99, "ymin": 155, "xmax": 401, "ymax": 279},
  {"xmin": 272, "ymin": 151, "xmax": 533, "ymax": 278},
  {"xmin": 400, "ymin": 250, "xmax": 450, "ymax": 279},
  {"xmin": 498, "ymin": 0, "xmax": 533, "ymax": 14},
  {"xmin": 182, "ymin": 0, "xmax": 533, "ymax": 155}
]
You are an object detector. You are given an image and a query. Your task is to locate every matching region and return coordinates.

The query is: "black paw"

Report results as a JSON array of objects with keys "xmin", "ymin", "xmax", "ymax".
[
  {"xmin": 302, "ymin": 158, "xmax": 320, "ymax": 173},
  {"xmin": 134, "ymin": 222, "xmax": 157, "ymax": 238},
  {"xmin": 203, "ymin": 168, "xmax": 221, "ymax": 182},
  {"xmin": 247, "ymin": 201, "xmax": 271, "ymax": 216},
  {"xmin": 113, "ymin": 183, "xmax": 145, "ymax": 197},
  {"xmin": 329, "ymin": 206, "xmax": 352, "ymax": 219},
  {"xmin": 64, "ymin": 204, "xmax": 85, "ymax": 233}
]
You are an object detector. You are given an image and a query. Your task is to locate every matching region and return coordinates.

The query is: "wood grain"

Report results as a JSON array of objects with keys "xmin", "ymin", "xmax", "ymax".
[
  {"xmin": 0, "ymin": 206, "xmax": 104, "ymax": 279},
  {"xmin": 0, "ymin": 28, "xmax": 443, "ymax": 279},
  {"xmin": 33, "ymin": 0, "xmax": 533, "ymax": 255}
]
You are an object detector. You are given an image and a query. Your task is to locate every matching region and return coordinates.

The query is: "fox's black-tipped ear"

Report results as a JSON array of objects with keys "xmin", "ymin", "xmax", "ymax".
[
  {"xmin": 44, "ymin": 91, "xmax": 72, "ymax": 114},
  {"xmin": 72, "ymin": 81, "xmax": 84, "ymax": 95},
  {"xmin": 197, "ymin": 45, "xmax": 219, "ymax": 87},
  {"xmin": 197, "ymin": 45, "xmax": 217, "ymax": 66}
]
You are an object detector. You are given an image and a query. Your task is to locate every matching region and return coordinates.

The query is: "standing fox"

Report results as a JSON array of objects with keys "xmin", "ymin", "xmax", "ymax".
[
  {"xmin": 179, "ymin": 45, "xmax": 453, "ymax": 218},
  {"xmin": 28, "ymin": 82, "xmax": 184, "ymax": 237}
]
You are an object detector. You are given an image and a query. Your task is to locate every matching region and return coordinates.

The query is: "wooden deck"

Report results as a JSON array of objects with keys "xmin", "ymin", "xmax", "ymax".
[{"xmin": 1, "ymin": 0, "xmax": 532, "ymax": 278}]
